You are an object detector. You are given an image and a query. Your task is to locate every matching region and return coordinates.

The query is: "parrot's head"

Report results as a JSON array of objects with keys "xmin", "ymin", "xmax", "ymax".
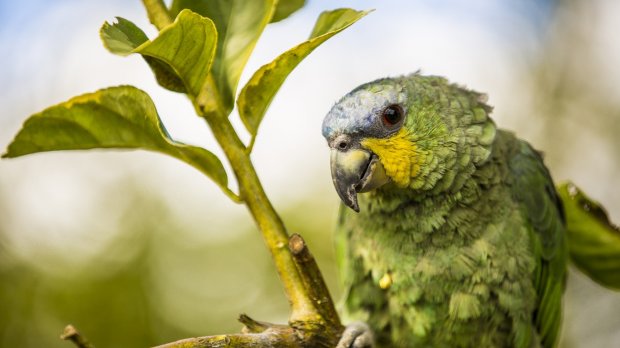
[{"xmin": 322, "ymin": 73, "xmax": 496, "ymax": 212}]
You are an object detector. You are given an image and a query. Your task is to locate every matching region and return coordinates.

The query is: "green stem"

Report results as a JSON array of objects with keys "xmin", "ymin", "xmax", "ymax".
[
  {"xmin": 196, "ymin": 104, "xmax": 320, "ymax": 324},
  {"xmin": 142, "ymin": 0, "xmax": 173, "ymax": 30}
]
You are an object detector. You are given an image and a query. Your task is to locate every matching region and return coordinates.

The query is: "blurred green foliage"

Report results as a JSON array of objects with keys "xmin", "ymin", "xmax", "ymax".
[{"xmin": 0, "ymin": 178, "xmax": 341, "ymax": 347}]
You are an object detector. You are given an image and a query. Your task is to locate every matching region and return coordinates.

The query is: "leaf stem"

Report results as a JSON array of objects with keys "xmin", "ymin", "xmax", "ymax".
[
  {"xmin": 223, "ymin": 187, "xmax": 243, "ymax": 203},
  {"xmin": 142, "ymin": 0, "xmax": 173, "ymax": 30},
  {"xmin": 245, "ymin": 136, "xmax": 257, "ymax": 155}
]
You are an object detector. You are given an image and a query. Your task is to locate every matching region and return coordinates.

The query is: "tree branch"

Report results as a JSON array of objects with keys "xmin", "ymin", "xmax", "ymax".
[
  {"xmin": 153, "ymin": 329, "xmax": 298, "ymax": 348},
  {"xmin": 139, "ymin": 5, "xmax": 344, "ymax": 346},
  {"xmin": 154, "ymin": 315, "xmax": 300, "ymax": 348}
]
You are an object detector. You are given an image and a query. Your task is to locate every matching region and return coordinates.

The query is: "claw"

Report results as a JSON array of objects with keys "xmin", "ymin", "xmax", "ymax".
[{"xmin": 336, "ymin": 322, "xmax": 375, "ymax": 348}]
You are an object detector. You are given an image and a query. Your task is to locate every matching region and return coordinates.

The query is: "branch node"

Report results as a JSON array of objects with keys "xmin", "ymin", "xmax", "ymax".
[{"xmin": 289, "ymin": 233, "xmax": 306, "ymax": 256}]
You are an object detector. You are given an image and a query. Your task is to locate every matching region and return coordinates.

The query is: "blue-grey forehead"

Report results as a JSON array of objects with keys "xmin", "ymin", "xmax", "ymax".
[{"xmin": 322, "ymin": 82, "xmax": 406, "ymax": 140}]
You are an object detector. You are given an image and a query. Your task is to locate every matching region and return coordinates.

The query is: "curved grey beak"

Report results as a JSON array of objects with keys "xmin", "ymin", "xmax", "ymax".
[{"xmin": 330, "ymin": 148, "xmax": 389, "ymax": 212}]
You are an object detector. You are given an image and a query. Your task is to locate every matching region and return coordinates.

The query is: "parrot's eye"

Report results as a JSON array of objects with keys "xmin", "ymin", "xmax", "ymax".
[{"xmin": 381, "ymin": 104, "xmax": 404, "ymax": 129}]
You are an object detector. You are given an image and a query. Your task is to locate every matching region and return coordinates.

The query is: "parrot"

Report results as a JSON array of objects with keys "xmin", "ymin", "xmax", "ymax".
[{"xmin": 322, "ymin": 73, "xmax": 569, "ymax": 348}]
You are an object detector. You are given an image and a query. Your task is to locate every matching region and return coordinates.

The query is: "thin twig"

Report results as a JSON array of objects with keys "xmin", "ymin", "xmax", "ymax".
[
  {"xmin": 239, "ymin": 314, "xmax": 282, "ymax": 334},
  {"xmin": 61, "ymin": 325, "xmax": 95, "ymax": 348}
]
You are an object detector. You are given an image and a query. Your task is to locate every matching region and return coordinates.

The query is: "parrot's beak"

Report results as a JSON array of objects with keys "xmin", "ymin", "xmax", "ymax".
[{"xmin": 330, "ymin": 148, "xmax": 389, "ymax": 212}]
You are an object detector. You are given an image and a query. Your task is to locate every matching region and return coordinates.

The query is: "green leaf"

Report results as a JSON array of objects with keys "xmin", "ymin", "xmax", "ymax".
[
  {"xmin": 101, "ymin": 10, "xmax": 217, "ymax": 96},
  {"xmin": 101, "ymin": 16, "xmax": 185, "ymax": 92},
  {"xmin": 237, "ymin": 8, "xmax": 370, "ymax": 139},
  {"xmin": 3, "ymin": 86, "xmax": 229, "ymax": 194},
  {"xmin": 271, "ymin": 0, "xmax": 306, "ymax": 23},
  {"xmin": 170, "ymin": 0, "xmax": 277, "ymax": 114},
  {"xmin": 309, "ymin": 8, "xmax": 370, "ymax": 39},
  {"xmin": 100, "ymin": 17, "xmax": 149, "ymax": 55},
  {"xmin": 557, "ymin": 182, "xmax": 620, "ymax": 290}
]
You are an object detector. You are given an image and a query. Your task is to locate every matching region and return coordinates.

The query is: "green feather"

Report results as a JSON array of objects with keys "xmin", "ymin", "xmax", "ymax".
[{"xmin": 508, "ymin": 140, "xmax": 567, "ymax": 348}]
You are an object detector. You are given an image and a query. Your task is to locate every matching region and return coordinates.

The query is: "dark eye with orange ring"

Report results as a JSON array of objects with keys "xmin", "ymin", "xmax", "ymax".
[{"xmin": 381, "ymin": 104, "xmax": 404, "ymax": 129}]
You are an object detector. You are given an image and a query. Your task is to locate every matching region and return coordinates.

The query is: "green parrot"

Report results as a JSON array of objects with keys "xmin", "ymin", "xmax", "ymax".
[{"xmin": 322, "ymin": 73, "xmax": 569, "ymax": 348}]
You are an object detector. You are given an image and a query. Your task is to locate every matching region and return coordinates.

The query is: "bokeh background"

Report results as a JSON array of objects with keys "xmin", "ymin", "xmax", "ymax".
[{"xmin": 1, "ymin": 0, "xmax": 619, "ymax": 347}]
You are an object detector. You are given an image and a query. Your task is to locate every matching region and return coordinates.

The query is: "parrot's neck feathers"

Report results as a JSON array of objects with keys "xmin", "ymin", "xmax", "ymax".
[{"xmin": 403, "ymin": 76, "xmax": 497, "ymax": 194}]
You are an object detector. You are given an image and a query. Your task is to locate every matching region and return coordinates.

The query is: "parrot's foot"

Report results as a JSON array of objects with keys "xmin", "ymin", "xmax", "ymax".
[{"xmin": 336, "ymin": 321, "xmax": 375, "ymax": 348}]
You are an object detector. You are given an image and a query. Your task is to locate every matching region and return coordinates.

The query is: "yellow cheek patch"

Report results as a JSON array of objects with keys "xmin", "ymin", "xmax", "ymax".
[{"xmin": 361, "ymin": 128, "xmax": 421, "ymax": 187}]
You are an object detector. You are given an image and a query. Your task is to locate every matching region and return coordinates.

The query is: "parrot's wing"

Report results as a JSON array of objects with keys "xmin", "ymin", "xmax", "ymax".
[{"xmin": 509, "ymin": 142, "xmax": 568, "ymax": 348}]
